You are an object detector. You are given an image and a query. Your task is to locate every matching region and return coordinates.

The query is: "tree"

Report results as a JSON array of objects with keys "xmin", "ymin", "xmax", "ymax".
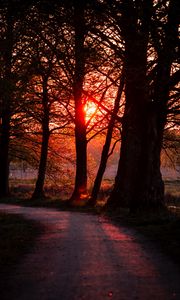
[
  {"xmin": 69, "ymin": 0, "xmax": 87, "ymax": 202},
  {"xmin": 6, "ymin": 1, "xmax": 73, "ymax": 199},
  {"xmin": 30, "ymin": 72, "xmax": 50, "ymax": 199},
  {"xmin": 107, "ymin": 0, "xmax": 179, "ymax": 212},
  {"xmin": 0, "ymin": 4, "xmax": 13, "ymax": 197},
  {"xmin": 0, "ymin": 0, "xmax": 34, "ymax": 197},
  {"xmin": 89, "ymin": 70, "xmax": 124, "ymax": 205}
]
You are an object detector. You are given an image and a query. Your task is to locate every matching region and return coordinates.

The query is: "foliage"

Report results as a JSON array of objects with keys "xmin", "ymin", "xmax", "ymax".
[{"xmin": 0, "ymin": 0, "xmax": 179, "ymax": 210}]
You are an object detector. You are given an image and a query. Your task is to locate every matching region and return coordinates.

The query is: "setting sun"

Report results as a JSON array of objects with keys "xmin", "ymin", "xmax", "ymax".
[{"xmin": 84, "ymin": 100, "xmax": 97, "ymax": 121}]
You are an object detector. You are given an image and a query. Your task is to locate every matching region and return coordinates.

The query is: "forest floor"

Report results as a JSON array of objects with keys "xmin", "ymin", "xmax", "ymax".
[{"xmin": 0, "ymin": 203, "xmax": 180, "ymax": 300}]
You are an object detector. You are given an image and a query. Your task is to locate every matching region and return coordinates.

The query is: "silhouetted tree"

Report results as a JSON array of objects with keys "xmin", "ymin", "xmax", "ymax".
[
  {"xmin": 0, "ymin": 5, "xmax": 13, "ymax": 197},
  {"xmin": 0, "ymin": 0, "xmax": 34, "ymax": 197},
  {"xmin": 107, "ymin": 0, "xmax": 179, "ymax": 212},
  {"xmin": 90, "ymin": 70, "xmax": 124, "ymax": 205},
  {"xmin": 69, "ymin": 0, "xmax": 87, "ymax": 202}
]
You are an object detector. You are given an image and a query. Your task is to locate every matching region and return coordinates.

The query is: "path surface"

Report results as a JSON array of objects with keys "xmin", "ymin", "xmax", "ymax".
[{"xmin": 0, "ymin": 204, "xmax": 180, "ymax": 300}]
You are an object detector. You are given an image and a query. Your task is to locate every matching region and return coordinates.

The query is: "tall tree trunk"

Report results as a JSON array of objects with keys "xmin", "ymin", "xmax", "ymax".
[
  {"xmin": 32, "ymin": 76, "xmax": 50, "ymax": 199},
  {"xmin": 0, "ymin": 10, "xmax": 13, "ymax": 198},
  {"xmin": 70, "ymin": 0, "xmax": 87, "ymax": 203},
  {"xmin": 107, "ymin": 0, "xmax": 178, "ymax": 213},
  {"xmin": 89, "ymin": 71, "xmax": 124, "ymax": 205},
  {"xmin": 107, "ymin": 0, "xmax": 164, "ymax": 212},
  {"xmin": 107, "ymin": 93, "xmax": 166, "ymax": 212}
]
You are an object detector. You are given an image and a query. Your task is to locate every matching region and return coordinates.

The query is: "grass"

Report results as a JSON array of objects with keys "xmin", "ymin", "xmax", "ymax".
[
  {"xmin": 108, "ymin": 209, "xmax": 180, "ymax": 268},
  {"xmin": 0, "ymin": 195, "xmax": 99, "ymax": 215},
  {"xmin": 164, "ymin": 180, "xmax": 180, "ymax": 208},
  {"xmin": 164, "ymin": 180, "xmax": 180, "ymax": 197},
  {"xmin": 0, "ymin": 212, "xmax": 43, "ymax": 276},
  {"xmin": 135, "ymin": 217, "xmax": 180, "ymax": 266}
]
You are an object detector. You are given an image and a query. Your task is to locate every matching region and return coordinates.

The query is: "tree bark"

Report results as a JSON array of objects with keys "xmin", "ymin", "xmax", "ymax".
[
  {"xmin": 32, "ymin": 76, "xmax": 50, "ymax": 199},
  {"xmin": 107, "ymin": 0, "xmax": 179, "ymax": 213},
  {"xmin": 89, "ymin": 71, "xmax": 124, "ymax": 205},
  {"xmin": 70, "ymin": 0, "xmax": 87, "ymax": 203},
  {"xmin": 107, "ymin": 0, "xmax": 164, "ymax": 212}
]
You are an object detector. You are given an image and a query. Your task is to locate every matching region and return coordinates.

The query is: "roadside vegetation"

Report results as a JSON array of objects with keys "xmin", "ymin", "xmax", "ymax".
[
  {"xmin": 134, "ymin": 215, "xmax": 180, "ymax": 266},
  {"xmin": 107, "ymin": 207, "xmax": 180, "ymax": 268}
]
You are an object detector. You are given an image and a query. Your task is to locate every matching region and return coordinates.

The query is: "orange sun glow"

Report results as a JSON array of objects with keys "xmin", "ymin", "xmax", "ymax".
[{"xmin": 84, "ymin": 101, "xmax": 97, "ymax": 121}]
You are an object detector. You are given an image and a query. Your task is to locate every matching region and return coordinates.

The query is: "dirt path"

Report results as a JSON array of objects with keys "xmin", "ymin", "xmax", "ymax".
[{"xmin": 0, "ymin": 204, "xmax": 180, "ymax": 300}]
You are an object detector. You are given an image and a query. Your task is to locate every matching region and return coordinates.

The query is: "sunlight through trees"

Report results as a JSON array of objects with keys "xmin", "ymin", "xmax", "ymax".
[{"xmin": 0, "ymin": 0, "xmax": 179, "ymax": 212}]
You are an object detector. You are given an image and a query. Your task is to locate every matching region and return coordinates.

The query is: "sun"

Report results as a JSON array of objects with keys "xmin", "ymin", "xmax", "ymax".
[{"xmin": 84, "ymin": 100, "xmax": 97, "ymax": 122}]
